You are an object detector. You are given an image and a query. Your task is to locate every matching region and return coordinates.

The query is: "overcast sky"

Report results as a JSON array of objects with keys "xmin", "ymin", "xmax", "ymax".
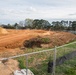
[{"xmin": 0, "ymin": 0, "xmax": 76, "ymax": 24}]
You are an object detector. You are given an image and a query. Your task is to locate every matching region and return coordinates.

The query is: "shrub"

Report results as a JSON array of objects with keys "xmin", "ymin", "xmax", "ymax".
[
  {"xmin": 41, "ymin": 37, "xmax": 51, "ymax": 44},
  {"xmin": 23, "ymin": 37, "xmax": 51, "ymax": 48}
]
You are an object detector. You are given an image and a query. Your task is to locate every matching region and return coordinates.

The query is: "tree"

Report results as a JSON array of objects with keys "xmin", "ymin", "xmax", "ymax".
[
  {"xmin": 61, "ymin": 20, "xmax": 68, "ymax": 27},
  {"xmin": 32, "ymin": 19, "xmax": 51, "ymax": 29},
  {"xmin": 19, "ymin": 21, "xmax": 25, "ymax": 27},
  {"xmin": 25, "ymin": 18, "xmax": 33, "ymax": 28},
  {"xmin": 7, "ymin": 24, "xmax": 15, "ymax": 29},
  {"xmin": 52, "ymin": 21, "xmax": 64, "ymax": 30},
  {"xmin": 69, "ymin": 21, "xmax": 72, "ymax": 30},
  {"xmin": 72, "ymin": 21, "xmax": 76, "ymax": 31},
  {"xmin": 14, "ymin": 23, "xmax": 19, "ymax": 29},
  {"xmin": 32, "ymin": 19, "xmax": 41, "ymax": 29}
]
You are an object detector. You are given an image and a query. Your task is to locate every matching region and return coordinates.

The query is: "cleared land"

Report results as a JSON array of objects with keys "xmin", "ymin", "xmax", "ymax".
[{"xmin": 0, "ymin": 28, "xmax": 76, "ymax": 57}]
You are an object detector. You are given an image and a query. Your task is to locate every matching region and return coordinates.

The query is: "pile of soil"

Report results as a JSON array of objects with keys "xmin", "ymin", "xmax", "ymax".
[
  {"xmin": 0, "ymin": 29, "xmax": 76, "ymax": 57},
  {"xmin": 0, "ymin": 59, "xmax": 19, "ymax": 75},
  {"xmin": 0, "ymin": 27, "xmax": 8, "ymax": 34},
  {"xmin": 49, "ymin": 32, "xmax": 76, "ymax": 47}
]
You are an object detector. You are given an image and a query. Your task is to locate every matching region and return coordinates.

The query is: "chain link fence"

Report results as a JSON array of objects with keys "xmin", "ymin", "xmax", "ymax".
[
  {"xmin": 0, "ymin": 41, "xmax": 76, "ymax": 75},
  {"xmin": 56, "ymin": 41, "xmax": 76, "ymax": 75}
]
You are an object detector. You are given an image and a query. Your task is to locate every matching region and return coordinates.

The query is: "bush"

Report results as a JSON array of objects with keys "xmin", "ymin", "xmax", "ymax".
[
  {"xmin": 41, "ymin": 37, "xmax": 51, "ymax": 44},
  {"xmin": 23, "ymin": 37, "xmax": 51, "ymax": 48},
  {"xmin": 23, "ymin": 37, "xmax": 42, "ymax": 48}
]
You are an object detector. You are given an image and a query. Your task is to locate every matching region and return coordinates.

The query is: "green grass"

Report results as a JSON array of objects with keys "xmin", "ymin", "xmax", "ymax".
[
  {"xmin": 29, "ymin": 61, "xmax": 51, "ymax": 75},
  {"xmin": 56, "ymin": 57, "xmax": 76, "ymax": 75},
  {"xmin": 56, "ymin": 42, "xmax": 76, "ymax": 58},
  {"xmin": 41, "ymin": 37, "xmax": 51, "ymax": 44},
  {"xmin": 16, "ymin": 41, "xmax": 76, "ymax": 75},
  {"xmin": 23, "ymin": 47, "xmax": 48, "ymax": 53}
]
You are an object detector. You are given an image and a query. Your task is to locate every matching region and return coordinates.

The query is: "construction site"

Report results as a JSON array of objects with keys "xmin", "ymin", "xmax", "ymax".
[{"xmin": 0, "ymin": 27, "xmax": 76, "ymax": 75}]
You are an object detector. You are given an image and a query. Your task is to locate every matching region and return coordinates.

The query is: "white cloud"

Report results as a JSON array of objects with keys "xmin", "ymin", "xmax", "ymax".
[
  {"xmin": 0, "ymin": 0, "xmax": 76, "ymax": 24},
  {"xmin": 69, "ymin": 13, "xmax": 76, "ymax": 16},
  {"xmin": 26, "ymin": 7, "xmax": 36, "ymax": 12}
]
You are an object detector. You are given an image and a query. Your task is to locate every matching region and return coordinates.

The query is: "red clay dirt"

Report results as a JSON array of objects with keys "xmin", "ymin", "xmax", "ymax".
[{"xmin": 0, "ymin": 29, "xmax": 76, "ymax": 57}]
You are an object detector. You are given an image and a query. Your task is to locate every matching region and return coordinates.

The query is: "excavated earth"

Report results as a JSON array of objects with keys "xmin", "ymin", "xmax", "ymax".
[{"xmin": 0, "ymin": 28, "xmax": 76, "ymax": 57}]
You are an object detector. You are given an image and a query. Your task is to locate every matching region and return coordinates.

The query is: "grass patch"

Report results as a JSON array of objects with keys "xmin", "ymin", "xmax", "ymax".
[
  {"xmin": 41, "ymin": 37, "xmax": 51, "ymax": 44},
  {"xmin": 16, "ymin": 57, "xmax": 26, "ymax": 69},
  {"xmin": 56, "ymin": 57, "xmax": 76, "ymax": 75},
  {"xmin": 16, "ymin": 41, "xmax": 76, "ymax": 75}
]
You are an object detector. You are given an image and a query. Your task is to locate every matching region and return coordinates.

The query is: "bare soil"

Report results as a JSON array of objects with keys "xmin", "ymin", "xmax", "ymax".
[
  {"xmin": 0, "ymin": 29, "xmax": 76, "ymax": 57},
  {"xmin": 0, "ymin": 59, "xmax": 19, "ymax": 75}
]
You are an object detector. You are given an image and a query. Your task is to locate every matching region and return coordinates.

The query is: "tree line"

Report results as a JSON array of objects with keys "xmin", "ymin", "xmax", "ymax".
[{"xmin": 0, "ymin": 19, "xmax": 76, "ymax": 31}]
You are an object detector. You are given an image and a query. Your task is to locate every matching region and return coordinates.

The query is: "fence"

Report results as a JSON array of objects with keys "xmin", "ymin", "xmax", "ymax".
[{"xmin": 0, "ymin": 41, "xmax": 76, "ymax": 75}]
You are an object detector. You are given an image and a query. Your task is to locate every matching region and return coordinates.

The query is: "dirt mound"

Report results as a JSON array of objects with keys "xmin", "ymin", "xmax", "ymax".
[
  {"xmin": 0, "ymin": 29, "xmax": 76, "ymax": 57},
  {"xmin": 49, "ymin": 32, "xmax": 76, "ymax": 47},
  {"xmin": 0, "ymin": 30, "xmax": 75, "ymax": 49},
  {"xmin": 0, "ymin": 59, "xmax": 19, "ymax": 75},
  {"xmin": 0, "ymin": 27, "xmax": 8, "ymax": 34}
]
